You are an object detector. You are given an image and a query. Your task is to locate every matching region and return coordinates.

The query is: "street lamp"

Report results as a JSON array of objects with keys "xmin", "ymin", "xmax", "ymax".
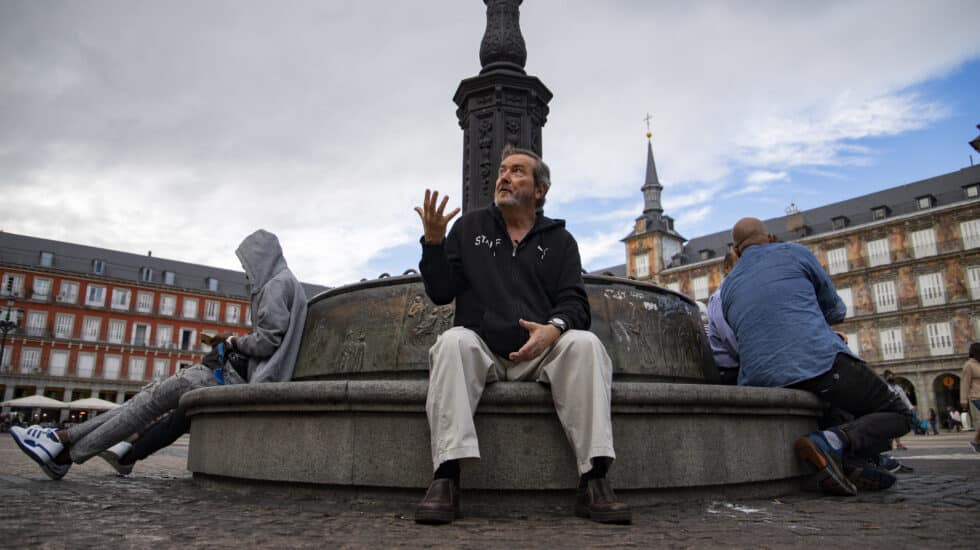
[
  {"xmin": 0, "ymin": 276, "xmax": 21, "ymax": 371},
  {"xmin": 971, "ymin": 124, "xmax": 980, "ymax": 155}
]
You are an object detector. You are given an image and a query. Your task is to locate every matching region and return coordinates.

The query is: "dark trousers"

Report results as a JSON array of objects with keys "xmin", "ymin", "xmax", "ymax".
[
  {"xmin": 123, "ymin": 410, "xmax": 191, "ymax": 465},
  {"xmin": 717, "ymin": 367, "xmax": 740, "ymax": 386},
  {"xmin": 790, "ymin": 353, "xmax": 913, "ymax": 458}
]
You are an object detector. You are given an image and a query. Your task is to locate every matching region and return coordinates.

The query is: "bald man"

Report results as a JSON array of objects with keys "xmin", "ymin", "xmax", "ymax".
[{"xmin": 721, "ymin": 218, "xmax": 912, "ymax": 496}]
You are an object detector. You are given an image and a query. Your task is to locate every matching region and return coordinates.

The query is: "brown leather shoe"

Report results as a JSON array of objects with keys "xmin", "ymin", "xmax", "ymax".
[
  {"xmin": 414, "ymin": 478, "xmax": 460, "ymax": 524},
  {"xmin": 575, "ymin": 478, "xmax": 631, "ymax": 524}
]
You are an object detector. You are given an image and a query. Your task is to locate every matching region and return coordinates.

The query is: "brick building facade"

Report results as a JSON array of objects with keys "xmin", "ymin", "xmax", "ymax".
[
  {"xmin": 0, "ymin": 232, "xmax": 325, "ymax": 423},
  {"xmin": 615, "ymin": 140, "xmax": 980, "ymax": 420}
]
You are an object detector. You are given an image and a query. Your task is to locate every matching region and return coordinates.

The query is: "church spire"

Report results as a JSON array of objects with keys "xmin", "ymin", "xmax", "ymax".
[{"xmin": 641, "ymin": 127, "xmax": 663, "ymax": 217}]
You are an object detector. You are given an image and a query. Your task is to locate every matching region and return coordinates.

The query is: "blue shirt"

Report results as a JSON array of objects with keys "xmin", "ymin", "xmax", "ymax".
[
  {"xmin": 720, "ymin": 242, "xmax": 854, "ymax": 387},
  {"xmin": 706, "ymin": 288, "xmax": 738, "ymax": 369}
]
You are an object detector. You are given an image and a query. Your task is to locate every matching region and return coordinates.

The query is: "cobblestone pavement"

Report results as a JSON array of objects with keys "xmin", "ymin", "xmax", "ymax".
[{"xmin": 1, "ymin": 432, "xmax": 978, "ymax": 549}]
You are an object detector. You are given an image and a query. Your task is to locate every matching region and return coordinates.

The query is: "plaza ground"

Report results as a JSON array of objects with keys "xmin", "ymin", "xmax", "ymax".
[{"xmin": 0, "ymin": 430, "xmax": 977, "ymax": 548}]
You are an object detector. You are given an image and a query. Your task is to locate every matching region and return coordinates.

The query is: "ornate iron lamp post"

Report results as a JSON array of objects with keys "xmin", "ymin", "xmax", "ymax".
[{"xmin": 0, "ymin": 276, "xmax": 21, "ymax": 371}]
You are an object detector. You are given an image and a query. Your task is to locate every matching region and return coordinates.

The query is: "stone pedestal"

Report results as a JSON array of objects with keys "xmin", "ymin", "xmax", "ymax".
[{"xmin": 184, "ymin": 380, "xmax": 822, "ymax": 501}]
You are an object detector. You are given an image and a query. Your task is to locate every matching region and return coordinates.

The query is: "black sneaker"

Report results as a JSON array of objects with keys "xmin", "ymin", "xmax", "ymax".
[
  {"xmin": 844, "ymin": 460, "xmax": 897, "ymax": 491},
  {"xmin": 794, "ymin": 432, "xmax": 857, "ymax": 496}
]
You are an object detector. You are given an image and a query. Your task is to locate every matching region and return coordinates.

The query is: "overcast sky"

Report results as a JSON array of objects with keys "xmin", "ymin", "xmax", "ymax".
[{"xmin": 1, "ymin": 0, "xmax": 979, "ymax": 288}]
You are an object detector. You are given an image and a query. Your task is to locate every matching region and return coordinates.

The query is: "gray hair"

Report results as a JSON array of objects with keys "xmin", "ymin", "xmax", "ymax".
[{"xmin": 501, "ymin": 144, "xmax": 551, "ymax": 208}]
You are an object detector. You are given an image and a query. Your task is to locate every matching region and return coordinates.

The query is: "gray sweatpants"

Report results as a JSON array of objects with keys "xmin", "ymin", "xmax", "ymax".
[
  {"xmin": 65, "ymin": 365, "xmax": 242, "ymax": 463},
  {"xmin": 426, "ymin": 327, "xmax": 616, "ymax": 475}
]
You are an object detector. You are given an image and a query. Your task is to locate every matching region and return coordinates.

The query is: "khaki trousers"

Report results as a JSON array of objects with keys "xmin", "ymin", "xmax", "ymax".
[{"xmin": 426, "ymin": 327, "xmax": 615, "ymax": 475}]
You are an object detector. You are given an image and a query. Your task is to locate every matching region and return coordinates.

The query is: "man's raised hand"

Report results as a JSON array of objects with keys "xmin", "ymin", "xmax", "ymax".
[{"xmin": 414, "ymin": 189, "xmax": 461, "ymax": 245}]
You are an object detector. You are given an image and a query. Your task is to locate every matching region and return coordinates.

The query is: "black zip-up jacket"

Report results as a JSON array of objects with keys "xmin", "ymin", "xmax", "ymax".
[{"xmin": 419, "ymin": 204, "xmax": 591, "ymax": 357}]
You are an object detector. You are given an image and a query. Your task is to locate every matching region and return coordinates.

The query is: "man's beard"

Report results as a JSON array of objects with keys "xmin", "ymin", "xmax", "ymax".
[{"xmin": 494, "ymin": 188, "xmax": 533, "ymax": 209}]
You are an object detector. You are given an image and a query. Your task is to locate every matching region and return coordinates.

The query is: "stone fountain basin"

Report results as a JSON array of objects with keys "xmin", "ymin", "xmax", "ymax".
[{"xmin": 183, "ymin": 380, "xmax": 821, "ymax": 500}]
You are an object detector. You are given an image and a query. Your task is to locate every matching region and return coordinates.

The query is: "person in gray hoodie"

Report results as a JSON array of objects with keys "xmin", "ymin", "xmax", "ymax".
[{"xmin": 10, "ymin": 229, "xmax": 308, "ymax": 479}]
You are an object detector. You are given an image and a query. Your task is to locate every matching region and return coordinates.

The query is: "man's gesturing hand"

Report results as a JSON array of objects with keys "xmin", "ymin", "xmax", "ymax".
[
  {"xmin": 414, "ymin": 189, "xmax": 461, "ymax": 245},
  {"xmin": 508, "ymin": 319, "xmax": 561, "ymax": 363}
]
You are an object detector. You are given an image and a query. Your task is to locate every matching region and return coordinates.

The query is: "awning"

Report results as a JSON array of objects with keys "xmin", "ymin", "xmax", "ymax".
[
  {"xmin": 67, "ymin": 397, "xmax": 122, "ymax": 411},
  {"xmin": 1, "ymin": 395, "xmax": 68, "ymax": 408}
]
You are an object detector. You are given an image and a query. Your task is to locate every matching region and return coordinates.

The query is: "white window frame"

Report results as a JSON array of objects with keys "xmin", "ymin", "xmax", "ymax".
[
  {"xmin": 837, "ymin": 288, "xmax": 854, "ymax": 318},
  {"xmin": 873, "ymin": 280, "xmax": 897, "ymax": 313},
  {"xmin": 92, "ymin": 259, "xmax": 106, "ymax": 274},
  {"xmin": 39, "ymin": 251, "xmax": 54, "ymax": 267},
  {"xmin": 2, "ymin": 273, "xmax": 25, "ymax": 297},
  {"xmin": 103, "ymin": 355, "xmax": 122, "ymax": 380},
  {"xmin": 111, "ymin": 288, "xmax": 131, "ymax": 310},
  {"xmin": 909, "ymin": 227, "xmax": 938, "ymax": 259},
  {"xmin": 962, "ymin": 219, "xmax": 980, "ymax": 250},
  {"xmin": 182, "ymin": 297, "xmax": 199, "ymax": 319},
  {"xmin": 0, "ymin": 346, "xmax": 9, "ymax": 368},
  {"xmin": 968, "ymin": 266, "xmax": 980, "ymax": 301},
  {"xmin": 152, "ymin": 358, "xmax": 170, "ymax": 380},
  {"xmin": 159, "ymin": 294, "xmax": 176, "ymax": 316},
  {"xmin": 82, "ymin": 316, "xmax": 101, "ymax": 342},
  {"xmin": 54, "ymin": 313, "xmax": 74, "ymax": 339},
  {"xmin": 136, "ymin": 291, "xmax": 154, "ymax": 313},
  {"xmin": 77, "ymin": 353, "xmax": 96, "ymax": 378},
  {"xmin": 85, "ymin": 284, "xmax": 106, "ymax": 307},
  {"xmin": 140, "ymin": 267, "xmax": 153, "ymax": 282},
  {"xmin": 206, "ymin": 277, "xmax": 219, "ymax": 292},
  {"xmin": 866, "ymin": 238, "xmax": 891, "ymax": 267},
  {"xmin": 225, "ymin": 304, "xmax": 241, "ymax": 324},
  {"xmin": 25, "ymin": 311, "xmax": 47, "ymax": 337},
  {"xmin": 633, "ymin": 254, "xmax": 650, "ymax": 279},
  {"xmin": 49, "ymin": 350, "xmax": 69, "ymax": 377},
  {"xmin": 917, "ymin": 272, "xmax": 945, "ymax": 307},
  {"xmin": 665, "ymin": 282, "xmax": 680, "ymax": 293},
  {"xmin": 58, "ymin": 281, "xmax": 80, "ymax": 304},
  {"xmin": 19, "ymin": 347, "xmax": 41, "ymax": 373},
  {"xmin": 204, "ymin": 300, "xmax": 220, "ymax": 321},
  {"xmin": 107, "ymin": 319, "xmax": 126, "ymax": 344},
  {"xmin": 926, "ymin": 322, "xmax": 953, "ymax": 356},
  {"xmin": 826, "ymin": 246, "xmax": 848, "ymax": 275},
  {"xmin": 692, "ymin": 275, "xmax": 709, "ymax": 301},
  {"xmin": 128, "ymin": 356, "xmax": 146, "ymax": 381},
  {"xmin": 31, "ymin": 277, "xmax": 53, "ymax": 300},
  {"xmin": 156, "ymin": 325, "xmax": 173, "ymax": 348},
  {"xmin": 879, "ymin": 328, "xmax": 904, "ymax": 361},
  {"xmin": 131, "ymin": 322, "xmax": 151, "ymax": 347},
  {"xmin": 844, "ymin": 332, "xmax": 860, "ymax": 356},
  {"xmin": 245, "ymin": 306, "xmax": 252, "ymax": 326},
  {"xmin": 179, "ymin": 327, "xmax": 197, "ymax": 351},
  {"xmin": 163, "ymin": 271, "xmax": 175, "ymax": 285}
]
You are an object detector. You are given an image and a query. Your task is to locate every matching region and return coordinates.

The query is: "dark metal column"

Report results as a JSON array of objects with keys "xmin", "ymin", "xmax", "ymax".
[{"xmin": 454, "ymin": 0, "xmax": 552, "ymax": 214}]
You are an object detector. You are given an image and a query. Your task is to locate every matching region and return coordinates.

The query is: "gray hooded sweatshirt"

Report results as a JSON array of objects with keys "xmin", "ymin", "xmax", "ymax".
[{"xmin": 234, "ymin": 229, "xmax": 308, "ymax": 383}]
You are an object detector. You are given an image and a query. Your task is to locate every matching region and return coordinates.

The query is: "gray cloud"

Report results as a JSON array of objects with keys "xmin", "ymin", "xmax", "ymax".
[{"xmin": 1, "ymin": 0, "xmax": 978, "ymax": 285}]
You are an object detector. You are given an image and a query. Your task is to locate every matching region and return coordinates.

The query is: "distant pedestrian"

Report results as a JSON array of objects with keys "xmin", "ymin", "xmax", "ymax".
[
  {"xmin": 883, "ymin": 370, "xmax": 911, "ymax": 450},
  {"xmin": 961, "ymin": 343, "xmax": 980, "ymax": 453},
  {"xmin": 928, "ymin": 408, "xmax": 939, "ymax": 435},
  {"xmin": 946, "ymin": 407, "xmax": 963, "ymax": 432}
]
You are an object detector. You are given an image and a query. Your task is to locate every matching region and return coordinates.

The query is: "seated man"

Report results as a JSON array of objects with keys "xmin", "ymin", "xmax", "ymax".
[
  {"xmin": 706, "ymin": 251, "xmax": 739, "ymax": 385},
  {"xmin": 11, "ymin": 229, "xmax": 307, "ymax": 479},
  {"xmin": 413, "ymin": 145, "xmax": 630, "ymax": 525},
  {"xmin": 721, "ymin": 218, "xmax": 912, "ymax": 496}
]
